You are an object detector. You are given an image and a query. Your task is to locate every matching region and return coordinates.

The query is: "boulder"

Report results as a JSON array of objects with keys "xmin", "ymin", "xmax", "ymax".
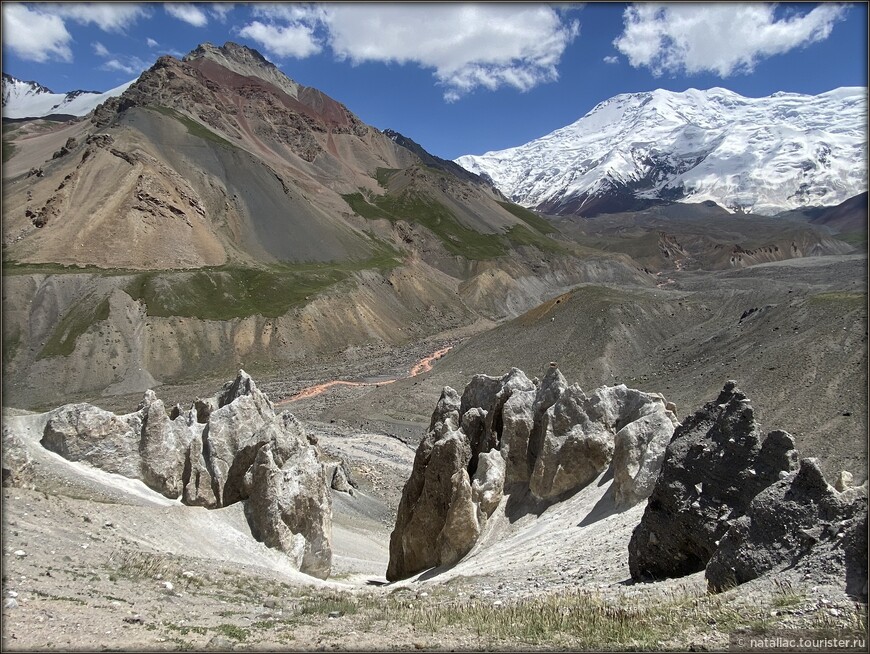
[
  {"xmin": 472, "ymin": 450, "xmax": 506, "ymax": 518},
  {"xmin": 628, "ymin": 381, "xmax": 800, "ymax": 581},
  {"xmin": 526, "ymin": 364, "xmax": 568, "ymax": 469},
  {"xmin": 844, "ymin": 509, "xmax": 868, "ymax": 600},
  {"xmin": 612, "ymin": 398, "xmax": 679, "ymax": 509},
  {"xmin": 2, "ymin": 426, "xmax": 32, "ymax": 486},
  {"xmin": 199, "ymin": 370, "xmax": 276, "ymax": 506},
  {"xmin": 324, "ymin": 460, "xmax": 356, "ymax": 495},
  {"xmin": 528, "ymin": 384, "xmax": 677, "ymax": 502},
  {"xmin": 222, "ymin": 411, "xmax": 308, "ymax": 506},
  {"xmin": 42, "ymin": 403, "xmax": 143, "ymax": 479},
  {"xmin": 182, "ymin": 431, "xmax": 217, "ymax": 508},
  {"xmin": 500, "ymin": 389, "xmax": 535, "ymax": 485},
  {"xmin": 138, "ymin": 392, "xmax": 195, "ymax": 499},
  {"xmin": 26, "ymin": 371, "xmax": 334, "ymax": 578},
  {"xmin": 436, "ymin": 468, "xmax": 480, "ymax": 566},
  {"xmin": 835, "ymin": 470, "xmax": 854, "ymax": 492},
  {"xmin": 428, "ymin": 385, "xmax": 461, "ymax": 437},
  {"xmin": 707, "ymin": 458, "xmax": 867, "ymax": 595},
  {"xmin": 386, "ymin": 423, "xmax": 472, "ymax": 581},
  {"xmin": 387, "ymin": 364, "xmax": 680, "ymax": 580},
  {"xmin": 460, "ymin": 368, "xmax": 534, "ymax": 474},
  {"xmin": 530, "ymin": 385, "xmax": 615, "ymax": 500},
  {"xmin": 388, "ymin": 372, "xmax": 535, "ymax": 581},
  {"xmin": 245, "ymin": 416, "xmax": 332, "ymax": 579}
]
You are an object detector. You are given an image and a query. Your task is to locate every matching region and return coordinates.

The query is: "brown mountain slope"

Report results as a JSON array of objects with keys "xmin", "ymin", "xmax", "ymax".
[
  {"xmin": 2, "ymin": 42, "xmax": 647, "ymax": 405},
  {"xmin": 3, "ymin": 42, "xmax": 542, "ymax": 271}
]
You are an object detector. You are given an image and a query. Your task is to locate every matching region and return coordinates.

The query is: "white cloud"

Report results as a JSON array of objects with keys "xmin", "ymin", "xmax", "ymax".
[
  {"xmin": 2, "ymin": 4, "xmax": 72, "ymax": 62},
  {"xmin": 603, "ymin": 55, "xmax": 619, "ymax": 65},
  {"xmin": 250, "ymin": 4, "xmax": 327, "ymax": 24},
  {"xmin": 614, "ymin": 3, "xmax": 848, "ymax": 77},
  {"xmin": 238, "ymin": 4, "xmax": 580, "ymax": 101},
  {"xmin": 210, "ymin": 3, "xmax": 234, "ymax": 22},
  {"xmin": 165, "ymin": 3, "xmax": 208, "ymax": 27},
  {"xmin": 238, "ymin": 20, "xmax": 322, "ymax": 58},
  {"xmin": 102, "ymin": 54, "xmax": 148, "ymax": 76},
  {"xmin": 48, "ymin": 3, "xmax": 148, "ymax": 32},
  {"xmin": 104, "ymin": 59, "xmax": 136, "ymax": 74},
  {"xmin": 146, "ymin": 37, "xmax": 159, "ymax": 48},
  {"xmin": 93, "ymin": 42, "xmax": 110, "ymax": 58}
]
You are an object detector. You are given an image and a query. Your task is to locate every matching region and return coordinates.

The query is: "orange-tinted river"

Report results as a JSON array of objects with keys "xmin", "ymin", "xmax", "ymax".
[{"xmin": 277, "ymin": 345, "xmax": 453, "ymax": 404}]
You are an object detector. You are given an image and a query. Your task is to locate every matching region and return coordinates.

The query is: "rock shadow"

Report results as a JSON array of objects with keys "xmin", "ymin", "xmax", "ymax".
[{"xmin": 578, "ymin": 481, "xmax": 620, "ymax": 528}]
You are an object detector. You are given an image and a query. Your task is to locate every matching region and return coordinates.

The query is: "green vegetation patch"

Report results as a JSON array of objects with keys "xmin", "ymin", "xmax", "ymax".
[
  {"xmin": 2, "ymin": 139, "xmax": 18, "ymax": 163},
  {"xmin": 375, "ymin": 167, "xmax": 400, "ymax": 188},
  {"xmin": 2, "ymin": 260, "xmax": 133, "ymax": 275},
  {"xmin": 834, "ymin": 231, "xmax": 867, "ymax": 247},
  {"xmin": 3, "ymin": 327, "xmax": 21, "ymax": 365},
  {"xmin": 808, "ymin": 291, "xmax": 866, "ymax": 307},
  {"xmin": 341, "ymin": 192, "xmax": 395, "ymax": 222},
  {"xmin": 380, "ymin": 192, "xmax": 507, "ymax": 259},
  {"xmin": 124, "ymin": 248, "xmax": 401, "ymax": 321},
  {"xmin": 38, "ymin": 296, "xmax": 110, "ymax": 359},
  {"xmin": 505, "ymin": 225, "xmax": 564, "ymax": 253},
  {"xmin": 214, "ymin": 624, "xmax": 248, "ymax": 642},
  {"xmin": 148, "ymin": 105, "xmax": 235, "ymax": 148},
  {"xmin": 344, "ymin": 190, "xmax": 506, "ymax": 259},
  {"xmin": 124, "ymin": 266, "xmax": 345, "ymax": 321},
  {"xmin": 497, "ymin": 200, "xmax": 557, "ymax": 234},
  {"xmin": 300, "ymin": 593, "xmax": 359, "ymax": 617}
]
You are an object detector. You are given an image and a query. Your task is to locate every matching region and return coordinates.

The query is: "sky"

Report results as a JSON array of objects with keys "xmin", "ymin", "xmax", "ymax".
[{"xmin": 2, "ymin": 2, "xmax": 868, "ymax": 160}]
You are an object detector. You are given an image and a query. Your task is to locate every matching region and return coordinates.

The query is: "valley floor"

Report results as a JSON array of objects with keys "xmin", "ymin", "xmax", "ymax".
[
  {"xmin": 2, "ymin": 480, "xmax": 865, "ymax": 651},
  {"xmin": 2, "ymin": 255, "xmax": 867, "ymax": 651},
  {"xmin": 2, "ymin": 412, "xmax": 866, "ymax": 651}
]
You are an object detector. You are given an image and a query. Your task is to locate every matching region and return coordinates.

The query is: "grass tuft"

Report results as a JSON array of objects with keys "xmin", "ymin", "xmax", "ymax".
[{"xmin": 2, "ymin": 139, "xmax": 18, "ymax": 163}]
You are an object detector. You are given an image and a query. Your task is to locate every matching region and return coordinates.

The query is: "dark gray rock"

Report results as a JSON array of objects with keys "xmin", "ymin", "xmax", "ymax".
[
  {"xmin": 706, "ymin": 458, "xmax": 867, "ymax": 594},
  {"xmin": 628, "ymin": 381, "xmax": 800, "ymax": 581}
]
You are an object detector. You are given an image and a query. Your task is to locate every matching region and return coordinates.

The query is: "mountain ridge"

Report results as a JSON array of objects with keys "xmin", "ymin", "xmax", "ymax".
[
  {"xmin": 455, "ymin": 86, "xmax": 868, "ymax": 217},
  {"xmin": 2, "ymin": 72, "xmax": 134, "ymax": 120},
  {"xmin": 2, "ymin": 41, "xmax": 615, "ymax": 407}
]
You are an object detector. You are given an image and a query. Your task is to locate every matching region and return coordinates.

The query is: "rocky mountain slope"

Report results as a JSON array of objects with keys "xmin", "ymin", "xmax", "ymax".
[
  {"xmin": 2, "ymin": 42, "xmax": 641, "ymax": 407},
  {"xmin": 456, "ymin": 87, "xmax": 868, "ymax": 216},
  {"xmin": 2, "ymin": 73, "xmax": 133, "ymax": 119}
]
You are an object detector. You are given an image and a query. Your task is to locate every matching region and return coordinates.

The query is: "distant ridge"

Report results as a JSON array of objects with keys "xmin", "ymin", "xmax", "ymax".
[
  {"xmin": 456, "ymin": 87, "xmax": 868, "ymax": 216},
  {"xmin": 2, "ymin": 72, "xmax": 134, "ymax": 120}
]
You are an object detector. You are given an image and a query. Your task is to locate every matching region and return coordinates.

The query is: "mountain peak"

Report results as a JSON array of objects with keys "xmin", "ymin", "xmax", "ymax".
[
  {"xmin": 184, "ymin": 41, "xmax": 273, "ymax": 69},
  {"xmin": 456, "ymin": 86, "xmax": 868, "ymax": 216},
  {"xmin": 182, "ymin": 41, "xmax": 300, "ymax": 99}
]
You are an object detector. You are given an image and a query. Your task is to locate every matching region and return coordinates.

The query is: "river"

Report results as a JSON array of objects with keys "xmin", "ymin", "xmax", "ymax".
[{"xmin": 277, "ymin": 345, "xmax": 453, "ymax": 404}]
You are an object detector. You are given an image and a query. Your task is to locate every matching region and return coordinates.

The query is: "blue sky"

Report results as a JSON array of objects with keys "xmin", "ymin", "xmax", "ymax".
[{"xmin": 2, "ymin": 2, "xmax": 867, "ymax": 160}]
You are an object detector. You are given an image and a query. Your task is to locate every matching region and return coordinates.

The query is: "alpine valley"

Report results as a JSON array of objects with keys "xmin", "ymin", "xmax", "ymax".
[{"xmin": 1, "ymin": 42, "xmax": 867, "ymax": 651}]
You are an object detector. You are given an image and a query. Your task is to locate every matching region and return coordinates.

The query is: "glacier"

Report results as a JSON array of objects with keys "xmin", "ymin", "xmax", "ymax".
[{"xmin": 455, "ymin": 87, "xmax": 868, "ymax": 216}]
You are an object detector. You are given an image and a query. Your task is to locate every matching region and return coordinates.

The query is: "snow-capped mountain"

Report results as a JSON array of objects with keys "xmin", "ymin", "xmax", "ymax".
[
  {"xmin": 456, "ymin": 87, "xmax": 868, "ymax": 216},
  {"xmin": 2, "ymin": 73, "xmax": 134, "ymax": 119}
]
